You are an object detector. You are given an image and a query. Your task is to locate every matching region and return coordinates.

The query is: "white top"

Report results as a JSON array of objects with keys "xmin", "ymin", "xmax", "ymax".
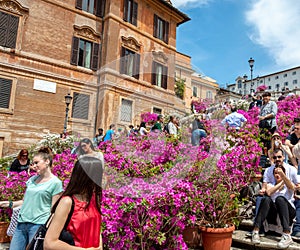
[
  {"xmin": 168, "ymin": 122, "xmax": 177, "ymax": 135},
  {"xmin": 263, "ymin": 163, "xmax": 299, "ymax": 208},
  {"xmin": 139, "ymin": 127, "xmax": 147, "ymax": 136}
]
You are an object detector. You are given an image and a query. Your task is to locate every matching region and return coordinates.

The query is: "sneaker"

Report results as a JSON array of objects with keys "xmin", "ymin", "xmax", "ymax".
[
  {"xmin": 278, "ymin": 233, "xmax": 293, "ymax": 249},
  {"xmin": 252, "ymin": 231, "xmax": 260, "ymax": 244}
]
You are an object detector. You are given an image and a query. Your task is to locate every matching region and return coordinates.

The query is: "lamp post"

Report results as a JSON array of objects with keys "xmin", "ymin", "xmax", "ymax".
[
  {"xmin": 63, "ymin": 93, "xmax": 73, "ymax": 134},
  {"xmin": 248, "ymin": 57, "xmax": 255, "ymax": 94}
]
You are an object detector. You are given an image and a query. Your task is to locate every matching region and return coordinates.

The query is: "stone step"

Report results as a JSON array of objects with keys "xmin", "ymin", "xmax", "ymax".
[
  {"xmin": 0, "ymin": 243, "xmax": 9, "ymax": 250},
  {"xmin": 232, "ymin": 219, "xmax": 300, "ymax": 249}
]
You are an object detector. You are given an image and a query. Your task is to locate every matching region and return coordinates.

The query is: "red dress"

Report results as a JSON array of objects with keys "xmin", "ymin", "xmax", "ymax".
[{"xmin": 66, "ymin": 195, "xmax": 101, "ymax": 247}]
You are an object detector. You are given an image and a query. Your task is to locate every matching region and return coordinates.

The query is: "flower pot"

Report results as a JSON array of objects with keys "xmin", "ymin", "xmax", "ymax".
[
  {"xmin": 182, "ymin": 226, "xmax": 201, "ymax": 248},
  {"xmin": 200, "ymin": 225, "xmax": 235, "ymax": 250},
  {"xmin": 0, "ymin": 221, "xmax": 10, "ymax": 243}
]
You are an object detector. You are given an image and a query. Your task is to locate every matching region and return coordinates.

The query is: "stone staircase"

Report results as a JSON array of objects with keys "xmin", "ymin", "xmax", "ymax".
[
  {"xmin": 0, "ymin": 243, "xmax": 9, "ymax": 250},
  {"xmin": 232, "ymin": 220, "xmax": 300, "ymax": 250}
]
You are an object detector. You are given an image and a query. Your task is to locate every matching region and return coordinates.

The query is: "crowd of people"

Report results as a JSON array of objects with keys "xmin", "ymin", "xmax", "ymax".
[{"xmin": 1, "ymin": 91, "xmax": 300, "ymax": 249}]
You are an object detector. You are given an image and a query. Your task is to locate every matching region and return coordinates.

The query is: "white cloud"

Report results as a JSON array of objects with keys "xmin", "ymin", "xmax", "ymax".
[
  {"xmin": 246, "ymin": 0, "xmax": 300, "ymax": 67},
  {"xmin": 172, "ymin": 0, "xmax": 211, "ymax": 9}
]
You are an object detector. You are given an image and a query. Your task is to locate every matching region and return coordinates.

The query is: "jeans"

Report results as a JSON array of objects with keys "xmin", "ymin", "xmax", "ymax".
[
  {"xmin": 9, "ymin": 222, "xmax": 41, "ymax": 250},
  {"xmin": 191, "ymin": 129, "xmax": 207, "ymax": 146},
  {"xmin": 254, "ymin": 196, "xmax": 295, "ymax": 232},
  {"xmin": 292, "ymin": 199, "xmax": 300, "ymax": 235}
]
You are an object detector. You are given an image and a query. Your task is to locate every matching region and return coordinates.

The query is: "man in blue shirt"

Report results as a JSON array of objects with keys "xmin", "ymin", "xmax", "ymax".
[{"xmin": 221, "ymin": 105, "xmax": 247, "ymax": 130}]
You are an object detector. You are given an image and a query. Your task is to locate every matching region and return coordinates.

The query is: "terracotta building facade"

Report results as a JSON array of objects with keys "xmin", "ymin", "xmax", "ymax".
[{"xmin": 0, "ymin": 0, "xmax": 219, "ymax": 156}]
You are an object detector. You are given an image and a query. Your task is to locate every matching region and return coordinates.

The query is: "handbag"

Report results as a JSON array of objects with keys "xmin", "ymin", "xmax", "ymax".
[
  {"xmin": 259, "ymin": 119, "xmax": 271, "ymax": 129},
  {"xmin": 7, "ymin": 206, "xmax": 21, "ymax": 236},
  {"xmin": 26, "ymin": 196, "xmax": 75, "ymax": 250}
]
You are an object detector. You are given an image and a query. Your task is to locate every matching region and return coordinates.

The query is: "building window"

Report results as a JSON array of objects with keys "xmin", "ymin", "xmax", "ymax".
[
  {"xmin": 268, "ymin": 77, "xmax": 271, "ymax": 81},
  {"xmin": 292, "ymin": 71, "xmax": 297, "ymax": 75},
  {"xmin": 237, "ymin": 81, "xmax": 242, "ymax": 88},
  {"xmin": 0, "ymin": 11, "xmax": 19, "ymax": 49},
  {"xmin": 0, "ymin": 78, "xmax": 12, "ymax": 109},
  {"xmin": 71, "ymin": 92, "xmax": 90, "ymax": 120},
  {"xmin": 120, "ymin": 47, "xmax": 140, "ymax": 79},
  {"xmin": 75, "ymin": 0, "xmax": 105, "ymax": 17},
  {"xmin": 192, "ymin": 86, "xmax": 197, "ymax": 97},
  {"xmin": 206, "ymin": 90, "xmax": 212, "ymax": 99},
  {"xmin": 276, "ymin": 83, "xmax": 280, "ymax": 90},
  {"xmin": 120, "ymin": 98, "xmax": 132, "ymax": 122},
  {"xmin": 293, "ymin": 79, "xmax": 298, "ymax": 84},
  {"xmin": 275, "ymin": 76, "xmax": 279, "ymax": 79},
  {"xmin": 153, "ymin": 14, "xmax": 169, "ymax": 43},
  {"xmin": 70, "ymin": 37, "xmax": 100, "ymax": 70},
  {"xmin": 260, "ymin": 80, "xmax": 263, "ymax": 83},
  {"xmin": 123, "ymin": 0, "xmax": 137, "ymax": 26},
  {"xmin": 153, "ymin": 107, "xmax": 162, "ymax": 114},
  {"xmin": 268, "ymin": 86, "xmax": 272, "ymax": 90},
  {"xmin": 284, "ymin": 82, "xmax": 289, "ymax": 86},
  {"xmin": 283, "ymin": 73, "xmax": 287, "ymax": 77},
  {"xmin": 152, "ymin": 61, "xmax": 168, "ymax": 89}
]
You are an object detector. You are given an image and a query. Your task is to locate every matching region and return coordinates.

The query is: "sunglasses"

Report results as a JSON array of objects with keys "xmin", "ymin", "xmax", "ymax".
[
  {"xmin": 21, "ymin": 154, "xmax": 28, "ymax": 157},
  {"xmin": 273, "ymin": 155, "xmax": 283, "ymax": 160}
]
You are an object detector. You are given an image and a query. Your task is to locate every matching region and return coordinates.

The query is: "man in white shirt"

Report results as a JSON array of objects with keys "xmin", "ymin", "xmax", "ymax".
[{"xmin": 221, "ymin": 105, "xmax": 247, "ymax": 130}]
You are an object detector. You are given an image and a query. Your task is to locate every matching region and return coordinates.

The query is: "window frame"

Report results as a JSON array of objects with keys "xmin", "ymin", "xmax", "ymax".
[
  {"xmin": 0, "ymin": 11, "xmax": 19, "ymax": 49},
  {"xmin": 120, "ymin": 98, "xmax": 133, "ymax": 123},
  {"xmin": 192, "ymin": 86, "xmax": 197, "ymax": 97},
  {"xmin": 151, "ymin": 61, "xmax": 168, "ymax": 89},
  {"xmin": 75, "ymin": 0, "xmax": 106, "ymax": 17},
  {"xmin": 153, "ymin": 14, "xmax": 169, "ymax": 44},
  {"xmin": 71, "ymin": 92, "xmax": 90, "ymax": 120},
  {"xmin": 0, "ymin": 75, "xmax": 16, "ymax": 114},
  {"xmin": 120, "ymin": 46, "xmax": 140, "ymax": 79},
  {"xmin": 123, "ymin": 0, "xmax": 138, "ymax": 26},
  {"xmin": 70, "ymin": 36, "xmax": 100, "ymax": 71}
]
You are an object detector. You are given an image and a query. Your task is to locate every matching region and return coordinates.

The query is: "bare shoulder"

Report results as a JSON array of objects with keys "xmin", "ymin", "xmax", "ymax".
[{"xmin": 58, "ymin": 196, "xmax": 73, "ymax": 209}]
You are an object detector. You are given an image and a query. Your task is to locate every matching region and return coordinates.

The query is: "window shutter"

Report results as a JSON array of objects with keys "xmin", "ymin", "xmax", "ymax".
[
  {"xmin": 6, "ymin": 15, "xmax": 19, "ymax": 49},
  {"xmin": 153, "ymin": 14, "xmax": 158, "ymax": 38},
  {"xmin": 70, "ymin": 37, "xmax": 79, "ymax": 65},
  {"xmin": 91, "ymin": 42, "xmax": 100, "ymax": 71},
  {"xmin": 123, "ymin": 0, "xmax": 129, "ymax": 21},
  {"xmin": 151, "ymin": 61, "xmax": 156, "ymax": 85},
  {"xmin": 133, "ymin": 53, "xmax": 140, "ymax": 79},
  {"xmin": 96, "ymin": 0, "xmax": 105, "ymax": 17},
  {"xmin": 75, "ymin": 0, "xmax": 83, "ymax": 10},
  {"xmin": 120, "ymin": 47, "xmax": 126, "ymax": 74},
  {"xmin": 0, "ymin": 78, "xmax": 12, "ymax": 109},
  {"xmin": 120, "ymin": 98, "xmax": 132, "ymax": 122},
  {"xmin": 164, "ymin": 21, "xmax": 169, "ymax": 44},
  {"xmin": 132, "ymin": 2, "xmax": 138, "ymax": 26},
  {"xmin": 162, "ymin": 65, "xmax": 168, "ymax": 89},
  {"xmin": 0, "ymin": 12, "xmax": 9, "ymax": 47},
  {"xmin": 71, "ymin": 93, "xmax": 90, "ymax": 120}
]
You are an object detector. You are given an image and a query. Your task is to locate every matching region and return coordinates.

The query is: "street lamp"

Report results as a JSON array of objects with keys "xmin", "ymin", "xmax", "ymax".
[
  {"xmin": 248, "ymin": 57, "xmax": 255, "ymax": 93},
  {"xmin": 63, "ymin": 93, "xmax": 73, "ymax": 134}
]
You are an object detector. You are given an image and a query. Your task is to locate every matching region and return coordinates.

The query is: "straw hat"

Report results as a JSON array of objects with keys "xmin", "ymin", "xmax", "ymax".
[{"xmin": 271, "ymin": 132, "xmax": 281, "ymax": 138}]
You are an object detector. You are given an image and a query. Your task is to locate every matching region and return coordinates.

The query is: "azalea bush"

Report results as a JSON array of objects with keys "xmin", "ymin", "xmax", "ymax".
[
  {"xmin": 1, "ymin": 95, "xmax": 300, "ymax": 248},
  {"xmin": 140, "ymin": 112, "xmax": 158, "ymax": 124}
]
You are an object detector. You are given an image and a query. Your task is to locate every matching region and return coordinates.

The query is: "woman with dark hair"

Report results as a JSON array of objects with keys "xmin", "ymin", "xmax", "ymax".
[
  {"xmin": 77, "ymin": 138, "xmax": 104, "ymax": 164},
  {"xmin": 0, "ymin": 146, "xmax": 63, "ymax": 250},
  {"xmin": 44, "ymin": 156, "xmax": 103, "ymax": 249},
  {"xmin": 139, "ymin": 122, "xmax": 149, "ymax": 136},
  {"xmin": 9, "ymin": 149, "xmax": 30, "ymax": 172}
]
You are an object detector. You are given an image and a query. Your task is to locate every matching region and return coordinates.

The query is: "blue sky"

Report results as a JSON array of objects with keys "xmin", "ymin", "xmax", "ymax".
[{"xmin": 174, "ymin": 0, "xmax": 300, "ymax": 87}]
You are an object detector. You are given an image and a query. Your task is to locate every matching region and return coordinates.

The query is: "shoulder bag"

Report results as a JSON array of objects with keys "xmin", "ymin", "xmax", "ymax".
[
  {"xmin": 26, "ymin": 196, "xmax": 75, "ymax": 250},
  {"xmin": 258, "ymin": 105, "xmax": 272, "ymax": 129}
]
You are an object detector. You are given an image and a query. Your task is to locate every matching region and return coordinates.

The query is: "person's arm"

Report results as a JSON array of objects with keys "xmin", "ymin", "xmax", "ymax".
[
  {"xmin": 285, "ymin": 138, "xmax": 294, "ymax": 151},
  {"xmin": 267, "ymin": 149, "xmax": 275, "ymax": 165},
  {"xmin": 266, "ymin": 181, "xmax": 284, "ymax": 196},
  {"xmin": 0, "ymin": 200, "xmax": 23, "ymax": 208},
  {"xmin": 278, "ymin": 168, "xmax": 295, "ymax": 191},
  {"xmin": 44, "ymin": 197, "xmax": 102, "ymax": 250},
  {"xmin": 281, "ymin": 144, "xmax": 298, "ymax": 168}
]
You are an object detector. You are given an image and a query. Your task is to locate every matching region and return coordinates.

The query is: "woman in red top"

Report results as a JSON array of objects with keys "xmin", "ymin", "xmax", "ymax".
[{"xmin": 44, "ymin": 156, "xmax": 103, "ymax": 250}]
